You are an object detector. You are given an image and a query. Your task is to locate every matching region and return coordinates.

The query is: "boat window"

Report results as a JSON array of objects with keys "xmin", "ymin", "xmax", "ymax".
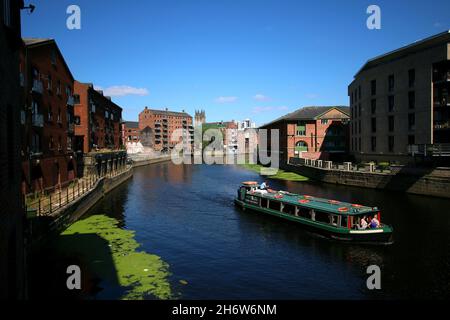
[
  {"xmin": 341, "ymin": 216, "xmax": 348, "ymax": 228},
  {"xmin": 268, "ymin": 200, "xmax": 281, "ymax": 211},
  {"xmin": 329, "ymin": 215, "xmax": 338, "ymax": 227},
  {"xmin": 282, "ymin": 203, "xmax": 295, "ymax": 215},
  {"xmin": 314, "ymin": 211, "xmax": 330, "ymax": 224},
  {"xmin": 298, "ymin": 207, "xmax": 310, "ymax": 219},
  {"xmin": 260, "ymin": 198, "xmax": 268, "ymax": 208}
]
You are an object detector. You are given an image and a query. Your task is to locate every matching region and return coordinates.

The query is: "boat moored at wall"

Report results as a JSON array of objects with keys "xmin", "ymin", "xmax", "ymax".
[{"xmin": 234, "ymin": 182, "xmax": 394, "ymax": 244}]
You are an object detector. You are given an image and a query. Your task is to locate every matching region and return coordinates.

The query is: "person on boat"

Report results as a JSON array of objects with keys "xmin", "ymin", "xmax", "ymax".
[
  {"xmin": 260, "ymin": 181, "xmax": 268, "ymax": 190},
  {"xmin": 358, "ymin": 216, "xmax": 368, "ymax": 230},
  {"xmin": 370, "ymin": 215, "xmax": 380, "ymax": 229}
]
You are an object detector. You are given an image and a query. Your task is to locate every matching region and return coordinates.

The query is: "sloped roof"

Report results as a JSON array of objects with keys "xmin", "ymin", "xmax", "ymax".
[
  {"xmin": 123, "ymin": 121, "xmax": 139, "ymax": 128},
  {"xmin": 141, "ymin": 107, "xmax": 191, "ymax": 118},
  {"xmin": 23, "ymin": 38, "xmax": 75, "ymax": 81},
  {"xmin": 354, "ymin": 30, "xmax": 450, "ymax": 77},
  {"xmin": 260, "ymin": 106, "xmax": 349, "ymax": 128}
]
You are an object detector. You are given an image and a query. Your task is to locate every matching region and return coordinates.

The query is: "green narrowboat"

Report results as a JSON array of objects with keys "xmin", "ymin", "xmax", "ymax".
[{"xmin": 234, "ymin": 181, "xmax": 394, "ymax": 245}]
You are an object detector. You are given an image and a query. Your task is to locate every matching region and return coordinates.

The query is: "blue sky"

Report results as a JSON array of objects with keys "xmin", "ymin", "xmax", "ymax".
[{"xmin": 22, "ymin": 0, "xmax": 450, "ymax": 125}]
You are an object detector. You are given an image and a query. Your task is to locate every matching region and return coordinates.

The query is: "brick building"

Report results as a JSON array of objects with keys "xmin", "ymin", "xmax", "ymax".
[
  {"xmin": 138, "ymin": 107, "xmax": 194, "ymax": 152},
  {"xmin": 260, "ymin": 106, "xmax": 350, "ymax": 164},
  {"xmin": 122, "ymin": 121, "xmax": 140, "ymax": 144},
  {"xmin": 19, "ymin": 38, "xmax": 77, "ymax": 194},
  {"xmin": 349, "ymin": 30, "xmax": 450, "ymax": 163},
  {"xmin": 0, "ymin": 0, "xmax": 26, "ymax": 299},
  {"xmin": 73, "ymin": 81, "xmax": 123, "ymax": 154}
]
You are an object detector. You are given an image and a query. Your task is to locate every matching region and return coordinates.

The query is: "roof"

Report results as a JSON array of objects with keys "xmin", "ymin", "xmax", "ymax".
[
  {"xmin": 141, "ymin": 107, "xmax": 191, "ymax": 118},
  {"xmin": 250, "ymin": 190, "xmax": 378, "ymax": 216},
  {"xmin": 23, "ymin": 38, "xmax": 75, "ymax": 81},
  {"xmin": 354, "ymin": 30, "xmax": 450, "ymax": 77},
  {"xmin": 260, "ymin": 106, "xmax": 349, "ymax": 128},
  {"xmin": 123, "ymin": 121, "xmax": 139, "ymax": 128}
]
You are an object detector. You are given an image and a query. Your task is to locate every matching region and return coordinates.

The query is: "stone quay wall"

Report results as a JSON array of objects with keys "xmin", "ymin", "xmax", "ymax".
[{"xmin": 284, "ymin": 158, "xmax": 450, "ymax": 199}]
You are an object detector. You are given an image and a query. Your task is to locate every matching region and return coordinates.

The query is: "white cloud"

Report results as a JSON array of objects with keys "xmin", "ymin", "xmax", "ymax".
[
  {"xmin": 215, "ymin": 96, "xmax": 238, "ymax": 103},
  {"xmin": 253, "ymin": 94, "xmax": 271, "ymax": 102},
  {"xmin": 95, "ymin": 85, "xmax": 149, "ymax": 97},
  {"xmin": 252, "ymin": 106, "xmax": 288, "ymax": 114}
]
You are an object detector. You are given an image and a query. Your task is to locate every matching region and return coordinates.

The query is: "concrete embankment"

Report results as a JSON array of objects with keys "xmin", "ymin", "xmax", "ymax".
[
  {"xmin": 131, "ymin": 155, "xmax": 172, "ymax": 168},
  {"xmin": 282, "ymin": 162, "xmax": 450, "ymax": 199},
  {"xmin": 32, "ymin": 168, "xmax": 134, "ymax": 243}
]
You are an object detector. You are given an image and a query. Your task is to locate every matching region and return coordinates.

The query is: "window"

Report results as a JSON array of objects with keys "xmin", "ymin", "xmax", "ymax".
[
  {"xmin": 296, "ymin": 122, "xmax": 306, "ymax": 136},
  {"xmin": 3, "ymin": 0, "xmax": 11, "ymax": 27},
  {"xmin": 51, "ymin": 49, "xmax": 57, "ymax": 65},
  {"xmin": 56, "ymin": 80, "xmax": 61, "ymax": 95},
  {"xmin": 73, "ymin": 94, "xmax": 80, "ymax": 104},
  {"xmin": 295, "ymin": 141, "xmax": 308, "ymax": 152},
  {"xmin": 371, "ymin": 99, "xmax": 376, "ymax": 114},
  {"xmin": 47, "ymin": 109, "xmax": 53, "ymax": 122},
  {"xmin": 321, "ymin": 119, "xmax": 329, "ymax": 125},
  {"xmin": 408, "ymin": 69, "xmax": 415, "ymax": 88},
  {"xmin": 388, "ymin": 116, "xmax": 394, "ymax": 132},
  {"xmin": 388, "ymin": 136, "xmax": 394, "ymax": 152},
  {"xmin": 371, "ymin": 79, "xmax": 376, "ymax": 95},
  {"xmin": 388, "ymin": 74, "xmax": 395, "ymax": 92},
  {"xmin": 74, "ymin": 116, "xmax": 81, "ymax": 125},
  {"xmin": 371, "ymin": 136, "xmax": 376, "ymax": 152},
  {"xmin": 358, "ymin": 104, "xmax": 361, "ymax": 117},
  {"xmin": 388, "ymin": 95, "xmax": 395, "ymax": 112},
  {"xmin": 358, "ymin": 120, "xmax": 361, "ymax": 134},
  {"xmin": 408, "ymin": 135, "xmax": 415, "ymax": 145},
  {"xmin": 358, "ymin": 86, "xmax": 362, "ymax": 100},
  {"xmin": 408, "ymin": 113, "xmax": 415, "ymax": 131},
  {"xmin": 371, "ymin": 117, "xmax": 376, "ymax": 133},
  {"xmin": 408, "ymin": 91, "xmax": 415, "ymax": 109},
  {"xmin": 47, "ymin": 74, "xmax": 52, "ymax": 91},
  {"xmin": 358, "ymin": 137, "xmax": 361, "ymax": 151}
]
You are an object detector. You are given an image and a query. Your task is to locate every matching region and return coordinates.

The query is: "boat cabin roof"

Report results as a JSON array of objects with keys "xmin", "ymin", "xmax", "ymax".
[{"xmin": 249, "ymin": 189, "xmax": 378, "ymax": 216}]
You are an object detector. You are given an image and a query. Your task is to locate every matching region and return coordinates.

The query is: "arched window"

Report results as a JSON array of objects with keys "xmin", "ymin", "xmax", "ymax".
[{"xmin": 295, "ymin": 141, "xmax": 308, "ymax": 152}]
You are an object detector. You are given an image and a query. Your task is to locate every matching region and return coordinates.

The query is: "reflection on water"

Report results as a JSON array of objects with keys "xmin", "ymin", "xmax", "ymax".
[{"xmin": 71, "ymin": 162, "xmax": 450, "ymax": 299}]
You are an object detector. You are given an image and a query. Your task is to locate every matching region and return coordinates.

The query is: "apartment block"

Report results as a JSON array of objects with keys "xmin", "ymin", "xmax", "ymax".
[
  {"xmin": 139, "ymin": 107, "xmax": 194, "ymax": 152},
  {"xmin": 0, "ymin": 0, "xmax": 26, "ymax": 299},
  {"xmin": 73, "ymin": 81, "xmax": 123, "ymax": 153},
  {"xmin": 349, "ymin": 30, "xmax": 450, "ymax": 163},
  {"xmin": 20, "ymin": 38, "xmax": 76, "ymax": 193},
  {"xmin": 260, "ymin": 106, "xmax": 350, "ymax": 164}
]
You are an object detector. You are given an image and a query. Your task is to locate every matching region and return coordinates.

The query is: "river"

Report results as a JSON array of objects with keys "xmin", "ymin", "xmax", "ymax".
[{"xmin": 32, "ymin": 161, "xmax": 450, "ymax": 299}]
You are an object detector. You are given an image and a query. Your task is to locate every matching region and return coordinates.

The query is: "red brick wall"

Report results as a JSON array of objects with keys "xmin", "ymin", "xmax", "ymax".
[
  {"xmin": 139, "ymin": 107, "xmax": 193, "ymax": 151},
  {"xmin": 20, "ymin": 41, "xmax": 76, "ymax": 193}
]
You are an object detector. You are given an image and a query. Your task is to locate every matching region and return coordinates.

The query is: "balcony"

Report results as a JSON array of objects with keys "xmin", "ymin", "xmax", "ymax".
[
  {"xmin": 32, "ymin": 80, "xmax": 44, "ymax": 94},
  {"xmin": 32, "ymin": 113, "xmax": 44, "ymax": 127},
  {"xmin": 67, "ymin": 96, "xmax": 75, "ymax": 106}
]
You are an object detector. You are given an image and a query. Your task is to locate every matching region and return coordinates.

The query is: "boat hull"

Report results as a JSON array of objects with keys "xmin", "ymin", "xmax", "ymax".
[{"xmin": 234, "ymin": 199, "xmax": 394, "ymax": 245}]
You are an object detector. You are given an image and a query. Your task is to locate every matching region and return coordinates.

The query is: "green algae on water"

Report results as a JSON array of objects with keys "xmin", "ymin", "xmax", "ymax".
[{"xmin": 60, "ymin": 215, "xmax": 172, "ymax": 300}]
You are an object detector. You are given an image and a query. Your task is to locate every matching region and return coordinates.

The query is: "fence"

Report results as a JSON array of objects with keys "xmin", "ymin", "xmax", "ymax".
[
  {"xmin": 25, "ymin": 164, "xmax": 131, "ymax": 217},
  {"xmin": 289, "ymin": 157, "xmax": 394, "ymax": 174}
]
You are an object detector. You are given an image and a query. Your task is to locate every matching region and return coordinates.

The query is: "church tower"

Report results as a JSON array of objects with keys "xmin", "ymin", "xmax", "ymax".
[{"xmin": 195, "ymin": 109, "xmax": 206, "ymax": 125}]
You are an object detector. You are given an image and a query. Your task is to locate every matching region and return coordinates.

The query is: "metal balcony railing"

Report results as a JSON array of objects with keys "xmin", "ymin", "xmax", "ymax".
[
  {"xmin": 67, "ymin": 96, "xmax": 75, "ymax": 106},
  {"xmin": 32, "ymin": 80, "xmax": 44, "ymax": 94},
  {"xmin": 32, "ymin": 113, "xmax": 44, "ymax": 127}
]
